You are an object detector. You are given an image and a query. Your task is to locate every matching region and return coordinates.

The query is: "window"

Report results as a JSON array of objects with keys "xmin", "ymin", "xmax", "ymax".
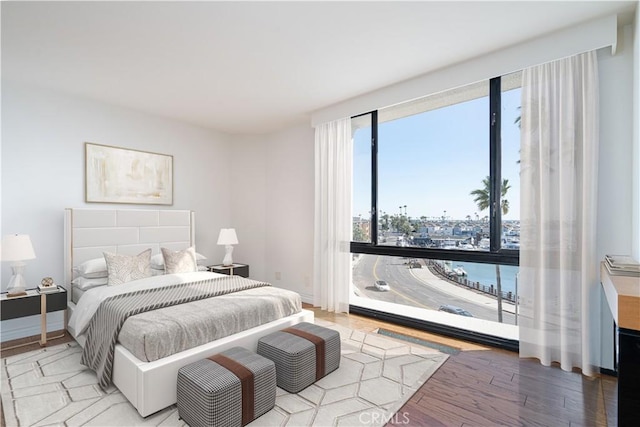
[
  {"xmin": 352, "ymin": 113, "xmax": 373, "ymax": 243},
  {"xmin": 350, "ymin": 74, "xmax": 521, "ymax": 340},
  {"xmin": 352, "ymin": 75, "xmax": 520, "ymax": 266}
]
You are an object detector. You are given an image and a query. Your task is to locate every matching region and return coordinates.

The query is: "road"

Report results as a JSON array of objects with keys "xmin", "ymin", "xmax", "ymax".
[{"xmin": 353, "ymin": 255, "xmax": 516, "ymax": 325}]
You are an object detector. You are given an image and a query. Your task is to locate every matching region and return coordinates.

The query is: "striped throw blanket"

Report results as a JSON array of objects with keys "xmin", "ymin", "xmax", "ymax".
[{"xmin": 80, "ymin": 275, "xmax": 270, "ymax": 389}]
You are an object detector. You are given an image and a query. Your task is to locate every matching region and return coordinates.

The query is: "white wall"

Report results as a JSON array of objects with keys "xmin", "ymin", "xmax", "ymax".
[
  {"xmin": 264, "ymin": 124, "xmax": 315, "ymax": 302},
  {"xmin": 597, "ymin": 23, "xmax": 636, "ymax": 371},
  {"xmin": 230, "ymin": 124, "xmax": 315, "ymax": 302},
  {"xmin": 598, "ymin": 25, "xmax": 636, "ymax": 265},
  {"xmin": 633, "ymin": 4, "xmax": 640, "ymax": 260},
  {"xmin": 1, "ymin": 81, "xmax": 234, "ymax": 341},
  {"xmin": 228, "ymin": 135, "xmax": 268, "ymax": 281}
]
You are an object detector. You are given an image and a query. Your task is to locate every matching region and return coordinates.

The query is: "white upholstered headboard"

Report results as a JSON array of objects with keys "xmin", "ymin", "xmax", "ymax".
[{"xmin": 64, "ymin": 208, "xmax": 195, "ymax": 292}]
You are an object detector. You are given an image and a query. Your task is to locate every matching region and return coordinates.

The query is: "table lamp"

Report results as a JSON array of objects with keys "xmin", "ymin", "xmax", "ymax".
[
  {"xmin": 1, "ymin": 234, "xmax": 36, "ymax": 296},
  {"xmin": 217, "ymin": 228, "xmax": 238, "ymax": 266}
]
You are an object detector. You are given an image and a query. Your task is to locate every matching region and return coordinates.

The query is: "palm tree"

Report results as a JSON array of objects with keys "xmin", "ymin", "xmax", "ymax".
[
  {"xmin": 470, "ymin": 177, "xmax": 511, "ymax": 215},
  {"xmin": 470, "ymin": 176, "xmax": 511, "ymax": 323}
]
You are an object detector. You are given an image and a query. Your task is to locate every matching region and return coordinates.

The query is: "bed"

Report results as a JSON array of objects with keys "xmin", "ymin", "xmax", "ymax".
[{"xmin": 64, "ymin": 208, "xmax": 313, "ymax": 417}]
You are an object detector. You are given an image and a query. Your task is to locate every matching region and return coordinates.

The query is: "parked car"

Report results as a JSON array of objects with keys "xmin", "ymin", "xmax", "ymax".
[
  {"xmin": 374, "ymin": 280, "xmax": 391, "ymax": 291},
  {"xmin": 438, "ymin": 305, "xmax": 473, "ymax": 317},
  {"xmin": 408, "ymin": 259, "xmax": 422, "ymax": 268}
]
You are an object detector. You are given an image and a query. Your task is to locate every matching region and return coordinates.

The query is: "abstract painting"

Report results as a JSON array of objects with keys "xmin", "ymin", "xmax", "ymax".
[{"xmin": 85, "ymin": 142, "xmax": 173, "ymax": 205}]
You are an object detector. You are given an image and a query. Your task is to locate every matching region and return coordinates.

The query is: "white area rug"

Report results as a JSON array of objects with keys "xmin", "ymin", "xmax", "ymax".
[{"xmin": 1, "ymin": 321, "xmax": 448, "ymax": 426}]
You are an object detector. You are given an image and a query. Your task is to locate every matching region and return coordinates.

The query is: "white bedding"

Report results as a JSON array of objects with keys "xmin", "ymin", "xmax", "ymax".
[{"xmin": 68, "ymin": 271, "xmax": 227, "ymax": 338}]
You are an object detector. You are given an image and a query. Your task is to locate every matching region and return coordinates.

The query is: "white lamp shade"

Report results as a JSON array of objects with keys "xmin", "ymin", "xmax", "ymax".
[
  {"xmin": 1, "ymin": 234, "xmax": 36, "ymax": 261},
  {"xmin": 217, "ymin": 228, "xmax": 239, "ymax": 245}
]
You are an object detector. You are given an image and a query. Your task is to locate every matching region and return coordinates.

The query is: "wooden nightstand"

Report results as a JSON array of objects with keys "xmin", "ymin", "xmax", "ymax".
[
  {"xmin": 207, "ymin": 263, "xmax": 249, "ymax": 278},
  {"xmin": 1, "ymin": 286, "xmax": 68, "ymax": 347}
]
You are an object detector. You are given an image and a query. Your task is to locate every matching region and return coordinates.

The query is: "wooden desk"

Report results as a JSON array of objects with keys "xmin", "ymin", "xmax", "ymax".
[{"xmin": 601, "ymin": 263, "xmax": 640, "ymax": 426}]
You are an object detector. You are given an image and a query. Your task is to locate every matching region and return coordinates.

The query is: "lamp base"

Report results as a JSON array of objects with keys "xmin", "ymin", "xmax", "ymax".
[
  {"xmin": 7, "ymin": 290, "xmax": 27, "ymax": 297},
  {"xmin": 7, "ymin": 262, "xmax": 27, "ymax": 296},
  {"xmin": 222, "ymin": 245, "xmax": 234, "ymax": 266}
]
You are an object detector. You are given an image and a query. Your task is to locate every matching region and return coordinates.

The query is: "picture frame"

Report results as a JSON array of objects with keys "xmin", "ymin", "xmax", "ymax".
[{"xmin": 85, "ymin": 142, "xmax": 173, "ymax": 205}]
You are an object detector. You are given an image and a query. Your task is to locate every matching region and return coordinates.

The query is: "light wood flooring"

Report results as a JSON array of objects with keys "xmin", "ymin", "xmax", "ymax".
[
  {"xmin": 308, "ymin": 306, "xmax": 617, "ymax": 427},
  {"xmin": 1, "ymin": 307, "xmax": 617, "ymax": 426}
]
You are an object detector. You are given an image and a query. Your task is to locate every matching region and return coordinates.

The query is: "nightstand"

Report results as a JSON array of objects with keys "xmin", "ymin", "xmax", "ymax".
[
  {"xmin": 1, "ymin": 286, "xmax": 67, "ymax": 347},
  {"xmin": 207, "ymin": 263, "xmax": 249, "ymax": 278}
]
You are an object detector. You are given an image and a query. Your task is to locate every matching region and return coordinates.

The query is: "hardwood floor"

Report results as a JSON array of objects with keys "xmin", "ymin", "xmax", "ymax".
[
  {"xmin": 1, "ymin": 308, "xmax": 617, "ymax": 426},
  {"xmin": 307, "ymin": 306, "xmax": 618, "ymax": 427}
]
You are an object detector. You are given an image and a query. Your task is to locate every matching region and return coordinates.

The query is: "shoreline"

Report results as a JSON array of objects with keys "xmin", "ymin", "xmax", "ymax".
[{"xmin": 424, "ymin": 260, "xmax": 517, "ymax": 303}]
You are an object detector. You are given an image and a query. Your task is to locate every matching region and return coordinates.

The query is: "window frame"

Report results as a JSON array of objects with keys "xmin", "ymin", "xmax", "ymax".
[{"xmin": 350, "ymin": 76, "xmax": 519, "ymax": 267}]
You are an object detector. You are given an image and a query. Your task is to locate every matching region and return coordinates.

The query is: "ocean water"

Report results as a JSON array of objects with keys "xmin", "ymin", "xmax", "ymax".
[{"xmin": 450, "ymin": 261, "xmax": 519, "ymax": 294}]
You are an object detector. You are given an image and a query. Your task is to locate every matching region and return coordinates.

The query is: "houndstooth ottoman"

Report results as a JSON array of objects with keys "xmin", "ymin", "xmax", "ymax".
[
  {"xmin": 176, "ymin": 346, "xmax": 276, "ymax": 427},
  {"xmin": 257, "ymin": 322, "xmax": 340, "ymax": 393}
]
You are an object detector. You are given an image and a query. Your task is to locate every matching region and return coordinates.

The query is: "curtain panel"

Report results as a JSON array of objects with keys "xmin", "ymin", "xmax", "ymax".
[
  {"xmin": 519, "ymin": 51, "xmax": 600, "ymax": 376},
  {"xmin": 313, "ymin": 118, "xmax": 352, "ymax": 313}
]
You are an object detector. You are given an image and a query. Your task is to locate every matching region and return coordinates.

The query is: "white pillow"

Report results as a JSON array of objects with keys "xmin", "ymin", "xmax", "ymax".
[
  {"xmin": 104, "ymin": 249, "xmax": 152, "ymax": 286},
  {"xmin": 71, "ymin": 276, "xmax": 108, "ymax": 291},
  {"xmin": 73, "ymin": 258, "xmax": 108, "ymax": 278},
  {"xmin": 151, "ymin": 250, "xmax": 207, "ymax": 270},
  {"xmin": 161, "ymin": 247, "xmax": 198, "ymax": 274}
]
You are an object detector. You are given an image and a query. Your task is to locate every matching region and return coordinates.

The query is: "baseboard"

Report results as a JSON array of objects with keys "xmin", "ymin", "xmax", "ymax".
[{"xmin": 299, "ymin": 293, "xmax": 313, "ymax": 305}]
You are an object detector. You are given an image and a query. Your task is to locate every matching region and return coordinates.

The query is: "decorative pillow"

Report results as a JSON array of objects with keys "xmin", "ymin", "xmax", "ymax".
[
  {"xmin": 161, "ymin": 246, "xmax": 198, "ymax": 274},
  {"xmin": 71, "ymin": 276, "xmax": 108, "ymax": 291},
  {"xmin": 103, "ymin": 249, "xmax": 152, "ymax": 286},
  {"xmin": 73, "ymin": 257, "xmax": 108, "ymax": 278},
  {"xmin": 151, "ymin": 251, "xmax": 207, "ymax": 270}
]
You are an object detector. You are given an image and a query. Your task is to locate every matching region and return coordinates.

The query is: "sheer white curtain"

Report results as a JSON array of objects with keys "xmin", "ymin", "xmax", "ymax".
[
  {"xmin": 313, "ymin": 118, "xmax": 352, "ymax": 313},
  {"xmin": 519, "ymin": 51, "xmax": 600, "ymax": 376}
]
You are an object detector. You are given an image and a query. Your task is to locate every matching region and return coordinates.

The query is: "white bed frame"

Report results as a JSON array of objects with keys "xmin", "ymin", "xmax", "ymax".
[{"xmin": 64, "ymin": 208, "xmax": 313, "ymax": 417}]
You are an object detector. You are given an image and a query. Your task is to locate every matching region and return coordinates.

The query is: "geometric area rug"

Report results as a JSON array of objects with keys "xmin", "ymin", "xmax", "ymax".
[{"xmin": 1, "ymin": 320, "xmax": 448, "ymax": 426}]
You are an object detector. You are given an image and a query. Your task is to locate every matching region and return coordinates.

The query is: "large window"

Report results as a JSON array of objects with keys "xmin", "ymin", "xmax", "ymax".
[
  {"xmin": 351, "ymin": 74, "xmax": 521, "ymax": 340},
  {"xmin": 352, "ymin": 75, "xmax": 520, "ymax": 266}
]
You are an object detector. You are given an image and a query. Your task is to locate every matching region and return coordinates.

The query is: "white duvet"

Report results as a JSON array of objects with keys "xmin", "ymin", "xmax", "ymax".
[{"xmin": 68, "ymin": 271, "xmax": 227, "ymax": 339}]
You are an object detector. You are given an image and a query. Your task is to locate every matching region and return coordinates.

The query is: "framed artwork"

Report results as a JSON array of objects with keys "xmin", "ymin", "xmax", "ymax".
[{"xmin": 85, "ymin": 142, "xmax": 173, "ymax": 205}]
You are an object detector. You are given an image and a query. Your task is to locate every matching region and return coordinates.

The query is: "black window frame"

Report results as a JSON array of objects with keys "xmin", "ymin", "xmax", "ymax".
[{"xmin": 350, "ymin": 76, "xmax": 519, "ymax": 267}]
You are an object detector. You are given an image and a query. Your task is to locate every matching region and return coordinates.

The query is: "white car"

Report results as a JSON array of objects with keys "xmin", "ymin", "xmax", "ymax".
[{"xmin": 374, "ymin": 280, "xmax": 391, "ymax": 291}]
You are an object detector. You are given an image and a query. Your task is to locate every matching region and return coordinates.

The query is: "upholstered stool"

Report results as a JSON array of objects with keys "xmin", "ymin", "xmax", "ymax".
[
  {"xmin": 176, "ymin": 346, "xmax": 276, "ymax": 427},
  {"xmin": 257, "ymin": 322, "xmax": 340, "ymax": 393}
]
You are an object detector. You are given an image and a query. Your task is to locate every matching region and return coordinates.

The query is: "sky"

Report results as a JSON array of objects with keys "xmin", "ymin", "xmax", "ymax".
[{"xmin": 353, "ymin": 88, "xmax": 521, "ymax": 221}]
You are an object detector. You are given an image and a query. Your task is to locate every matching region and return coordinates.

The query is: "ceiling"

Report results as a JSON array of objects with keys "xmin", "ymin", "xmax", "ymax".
[{"xmin": 2, "ymin": 1, "xmax": 637, "ymax": 135}]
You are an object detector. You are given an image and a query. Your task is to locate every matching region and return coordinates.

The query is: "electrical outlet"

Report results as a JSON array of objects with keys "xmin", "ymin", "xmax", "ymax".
[{"xmin": 275, "ymin": 272, "xmax": 281, "ymax": 280}]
